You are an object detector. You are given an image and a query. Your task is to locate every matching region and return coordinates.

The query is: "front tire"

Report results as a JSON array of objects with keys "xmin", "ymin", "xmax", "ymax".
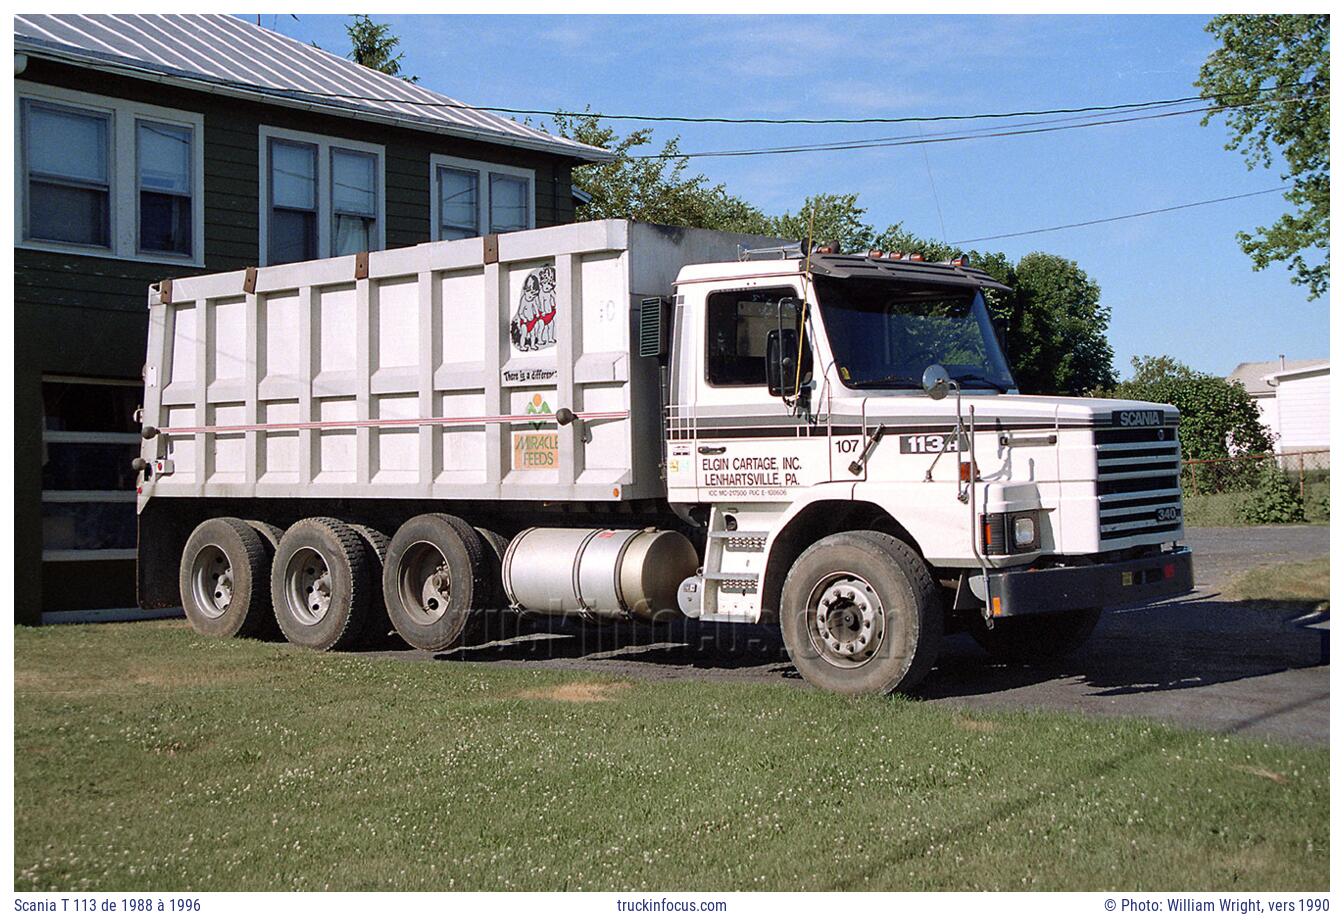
[
  {"xmin": 779, "ymin": 531, "xmax": 942, "ymax": 695},
  {"xmin": 970, "ymin": 608, "xmax": 1101, "ymax": 663}
]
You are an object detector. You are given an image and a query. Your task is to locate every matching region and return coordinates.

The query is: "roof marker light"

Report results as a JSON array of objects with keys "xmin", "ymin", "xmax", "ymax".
[
  {"xmin": 908, "ymin": 253, "xmax": 924, "ymax": 262},
  {"xmin": 868, "ymin": 249, "xmax": 884, "ymax": 259}
]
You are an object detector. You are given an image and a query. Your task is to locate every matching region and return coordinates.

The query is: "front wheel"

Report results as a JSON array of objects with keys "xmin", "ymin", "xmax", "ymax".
[
  {"xmin": 969, "ymin": 608, "xmax": 1101, "ymax": 663},
  {"xmin": 779, "ymin": 531, "xmax": 943, "ymax": 695}
]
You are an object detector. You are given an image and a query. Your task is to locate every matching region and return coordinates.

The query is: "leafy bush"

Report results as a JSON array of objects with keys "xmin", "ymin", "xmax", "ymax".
[
  {"xmin": 1240, "ymin": 463, "xmax": 1306, "ymax": 524},
  {"xmin": 1306, "ymin": 487, "xmax": 1330, "ymax": 522}
]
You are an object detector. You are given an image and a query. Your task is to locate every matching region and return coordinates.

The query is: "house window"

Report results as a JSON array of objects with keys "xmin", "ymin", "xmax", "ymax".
[
  {"xmin": 260, "ymin": 126, "xmax": 385, "ymax": 266},
  {"xmin": 430, "ymin": 155, "xmax": 535, "ymax": 241},
  {"xmin": 23, "ymin": 102, "xmax": 111, "ymax": 247},
  {"xmin": 437, "ymin": 166, "xmax": 479, "ymax": 240},
  {"xmin": 16, "ymin": 83, "xmax": 203, "ymax": 264},
  {"xmin": 332, "ymin": 148, "xmax": 378, "ymax": 255},
  {"xmin": 137, "ymin": 121, "xmax": 193, "ymax": 256},
  {"xmin": 268, "ymin": 139, "xmax": 318, "ymax": 264}
]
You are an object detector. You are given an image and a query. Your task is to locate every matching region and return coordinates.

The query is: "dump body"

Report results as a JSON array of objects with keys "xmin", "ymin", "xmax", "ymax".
[{"xmin": 139, "ymin": 221, "xmax": 780, "ymax": 507}]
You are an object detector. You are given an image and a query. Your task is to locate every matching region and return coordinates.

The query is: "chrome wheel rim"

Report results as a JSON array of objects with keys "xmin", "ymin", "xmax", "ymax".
[
  {"xmin": 399, "ymin": 541, "xmax": 452, "ymax": 626},
  {"xmin": 285, "ymin": 547, "xmax": 333, "ymax": 627},
  {"xmin": 190, "ymin": 544, "xmax": 233, "ymax": 619},
  {"xmin": 806, "ymin": 572, "xmax": 885, "ymax": 669}
]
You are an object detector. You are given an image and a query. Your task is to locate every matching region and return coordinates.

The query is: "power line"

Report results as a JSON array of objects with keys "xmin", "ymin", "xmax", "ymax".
[
  {"xmin": 627, "ymin": 102, "xmax": 1244, "ymax": 160},
  {"xmin": 198, "ymin": 75, "xmax": 1310, "ymax": 127},
  {"xmin": 950, "ymin": 187, "xmax": 1290, "ymax": 245}
]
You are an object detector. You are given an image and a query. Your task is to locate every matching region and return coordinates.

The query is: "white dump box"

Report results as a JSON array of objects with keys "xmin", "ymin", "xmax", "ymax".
[{"xmin": 141, "ymin": 220, "xmax": 776, "ymax": 505}]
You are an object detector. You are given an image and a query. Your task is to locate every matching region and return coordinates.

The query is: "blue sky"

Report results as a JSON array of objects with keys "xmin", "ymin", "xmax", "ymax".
[{"xmin": 258, "ymin": 13, "xmax": 1327, "ymax": 378}]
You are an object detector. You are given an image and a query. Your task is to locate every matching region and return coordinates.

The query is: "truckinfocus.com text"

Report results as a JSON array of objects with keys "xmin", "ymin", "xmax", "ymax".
[{"xmin": 615, "ymin": 897, "xmax": 729, "ymax": 912}]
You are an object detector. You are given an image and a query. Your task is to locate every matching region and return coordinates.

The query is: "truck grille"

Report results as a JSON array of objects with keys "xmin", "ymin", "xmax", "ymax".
[{"xmin": 1095, "ymin": 426, "xmax": 1183, "ymax": 545}]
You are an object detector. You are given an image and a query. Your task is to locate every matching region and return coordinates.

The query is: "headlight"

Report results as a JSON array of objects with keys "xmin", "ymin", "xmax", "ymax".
[
  {"xmin": 981, "ymin": 510, "xmax": 1042, "ymax": 554},
  {"xmin": 1013, "ymin": 514, "xmax": 1036, "ymax": 548}
]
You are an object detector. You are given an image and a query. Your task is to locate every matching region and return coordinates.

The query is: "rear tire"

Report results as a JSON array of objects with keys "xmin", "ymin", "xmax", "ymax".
[
  {"xmin": 779, "ymin": 531, "xmax": 942, "ymax": 695},
  {"xmin": 970, "ymin": 608, "xmax": 1101, "ymax": 663},
  {"xmin": 348, "ymin": 523, "xmax": 393, "ymax": 646},
  {"xmin": 270, "ymin": 517, "xmax": 372, "ymax": 651},
  {"xmin": 383, "ymin": 514, "xmax": 489, "ymax": 651},
  {"xmin": 179, "ymin": 517, "xmax": 274, "ymax": 639},
  {"xmin": 471, "ymin": 527, "xmax": 512, "ymax": 643}
]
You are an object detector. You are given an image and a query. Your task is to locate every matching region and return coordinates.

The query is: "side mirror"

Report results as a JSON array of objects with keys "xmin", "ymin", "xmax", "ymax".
[
  {"xmin": 767, "ymin": 328, "xmax": 812, "ymax": 397},
  {"xmin": 922, "ymin": 364, "xmax": 951, "ymax": 400}
]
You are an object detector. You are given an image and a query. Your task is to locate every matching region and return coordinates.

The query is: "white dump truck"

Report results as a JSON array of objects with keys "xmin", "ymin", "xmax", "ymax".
[{"xmin": 135, "ymin": 220, "xmax": 1193, "ymax": 693}]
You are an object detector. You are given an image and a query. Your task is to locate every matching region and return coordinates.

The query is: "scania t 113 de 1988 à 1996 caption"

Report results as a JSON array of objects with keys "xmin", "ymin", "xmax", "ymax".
[{"xmin": 133, "ymin": 220, "xmax": 1193, "ymax": 693}]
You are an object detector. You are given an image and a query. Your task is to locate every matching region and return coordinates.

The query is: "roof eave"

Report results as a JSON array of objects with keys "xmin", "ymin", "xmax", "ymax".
[
  {"xmin": 15, "ymin": 39, "xmax": 614, "ymax": 163},
  {"xmin": 1263, "ymin": 362, "xmax": 1331, "ymax": 383}
]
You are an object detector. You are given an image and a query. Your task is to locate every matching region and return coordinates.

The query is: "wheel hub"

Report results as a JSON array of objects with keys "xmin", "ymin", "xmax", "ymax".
[
  {"xmin": 285, "ymin": 548, "xmax": 334, "ymax": 627},
  {"xmin": 190, "ymin": 545, "xmax": 233, "ymax": 619},
  {"xmin": 810, "ymin": 575, "xmax": 884, "ymax": 667},
  {"xmin": 399, "ymin": 542, "xmax": 453, "ymax": 626},
  {"xmin": 419, "ymin": 564, "xmax": 452, "ymax": 614}
]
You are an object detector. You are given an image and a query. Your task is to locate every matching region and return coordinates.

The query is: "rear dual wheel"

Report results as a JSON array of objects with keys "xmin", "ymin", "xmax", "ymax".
[
  {"xmin": 180, "ymin": 517, "xmax": 275, "ymax": 639},
  {"xmin": 270, "ymin": 517, "xmax": 373, "ymax": 652}
]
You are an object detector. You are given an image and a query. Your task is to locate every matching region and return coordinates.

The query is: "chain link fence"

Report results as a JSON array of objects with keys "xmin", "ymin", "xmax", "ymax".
[{"xmin": 1181, "ymin": 449, "xmax": 1330, "ymax": 525}]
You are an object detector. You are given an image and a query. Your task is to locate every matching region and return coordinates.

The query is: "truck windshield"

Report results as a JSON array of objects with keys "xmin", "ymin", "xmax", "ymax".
[{"xmin": 813, "ymin": 275, "xmax": 1016, "ymax": 392}]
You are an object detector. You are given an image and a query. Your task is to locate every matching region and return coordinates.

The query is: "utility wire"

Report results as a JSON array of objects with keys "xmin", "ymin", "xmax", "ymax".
[
  {"xmin": 189, "ymin": 74, "xmax": 1311, "ymax": 126},
  {"xmin": 950, "ymin": 187, "xmax": 1290, "ymax": 244},
  {"xmin": 628, "ymin": 102, "xmax": 1255, "ymax": 160}
]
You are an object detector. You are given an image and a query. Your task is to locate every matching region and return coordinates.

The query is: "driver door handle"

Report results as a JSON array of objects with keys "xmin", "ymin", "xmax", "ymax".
[{"xmin": 698, "ymin": 445, "xmax": 727, "ymax": 455}]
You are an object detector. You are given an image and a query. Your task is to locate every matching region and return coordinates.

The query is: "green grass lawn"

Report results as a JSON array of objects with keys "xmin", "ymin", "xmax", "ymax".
[{"xmin": 14, "ymin": 621, "xmax": 1329, "ymax": 892}]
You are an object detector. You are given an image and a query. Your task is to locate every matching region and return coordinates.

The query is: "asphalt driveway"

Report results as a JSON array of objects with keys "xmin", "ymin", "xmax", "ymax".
[{"xmin": 394, "ymin": 525, "xmax": 1330, "ymax": 745}]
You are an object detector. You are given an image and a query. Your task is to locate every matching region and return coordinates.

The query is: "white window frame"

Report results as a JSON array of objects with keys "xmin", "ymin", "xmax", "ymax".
[
  {"xmin": 15, "ymin": 81, "xmax": 205, "ymax": 266},
  {"xmin": 259, "ymin": 125, "xmax": 385, "ymax": 266},
  {"xmin": 429, "ymin": 154, "xmax": 535, "ymax": 241}
]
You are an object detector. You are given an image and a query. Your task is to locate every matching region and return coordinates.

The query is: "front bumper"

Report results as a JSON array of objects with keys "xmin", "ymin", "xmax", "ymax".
[{"xmin": 985, "ymin": 547, "xmax": 1194, "ymax": 617}]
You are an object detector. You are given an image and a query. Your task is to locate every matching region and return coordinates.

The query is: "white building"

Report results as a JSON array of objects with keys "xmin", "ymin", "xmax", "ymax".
[{"xmin": 1226, "ymin": 358, "xmax": 1330, "ymax": 453}]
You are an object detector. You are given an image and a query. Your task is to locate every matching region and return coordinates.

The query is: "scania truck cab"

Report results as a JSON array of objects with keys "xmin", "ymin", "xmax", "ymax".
[{"xmin": 136, "ymin": 221, "xmax": 1193, "ymax": 695}]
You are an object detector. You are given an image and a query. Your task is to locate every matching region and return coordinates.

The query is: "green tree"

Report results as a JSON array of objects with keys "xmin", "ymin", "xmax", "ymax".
[
  {"xmin": 768, "ymin": 193, "xmax": 874, "ymax": 254},
  {"xmin": 1113, "ymin": 355, "xmax": 1272, "ymax": 459},
  {"xmin": 347, "ymin": 15, "xmax": 418, "ymax": 82},
  {"xmin": 1196, "ymin": 14, "xmax": 1329, "ymax": 298},
  {"xmin": 553, "ymin": 112, "xmax": 771, "ymax": 233},
  {"xmin": 1007, "ymin": 253, "xmax": 1118, "ymax": 396}
]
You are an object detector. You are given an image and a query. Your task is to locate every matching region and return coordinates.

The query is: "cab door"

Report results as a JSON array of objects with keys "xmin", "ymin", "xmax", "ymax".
[{"xmin": 682, "ymin": 283, "xmax": 830, "ymax": 503}]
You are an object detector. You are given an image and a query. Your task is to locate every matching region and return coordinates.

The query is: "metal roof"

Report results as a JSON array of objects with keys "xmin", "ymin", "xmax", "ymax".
[{"xmin": 14, "ymin": 13, "xmax": 610, "ymax": 162}]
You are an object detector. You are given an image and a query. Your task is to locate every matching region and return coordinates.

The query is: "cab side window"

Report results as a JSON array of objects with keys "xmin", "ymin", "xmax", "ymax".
[{"xmin": 705, "ymin": 286, "xmax": 804, "ymax": 387}]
